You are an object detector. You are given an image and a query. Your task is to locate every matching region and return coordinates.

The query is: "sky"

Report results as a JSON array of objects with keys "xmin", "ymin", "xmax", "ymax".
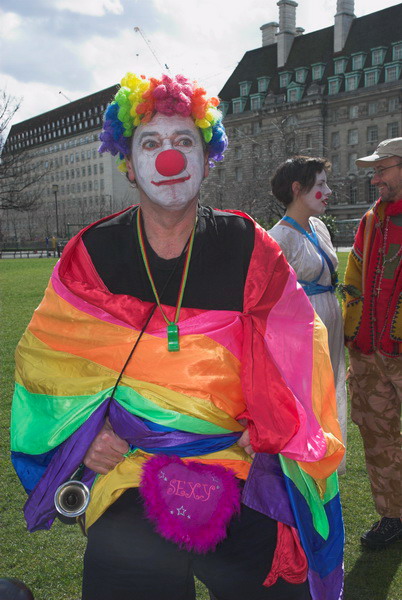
[{"xmin": 1, "ymin": 0, "xmax": 400, "ymax": 131}]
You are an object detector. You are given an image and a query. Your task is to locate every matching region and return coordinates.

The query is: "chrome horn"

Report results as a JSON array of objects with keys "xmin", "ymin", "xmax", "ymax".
[{"xmin": 54, "ymin": 465, "xmax": 90, "ymax": 518}]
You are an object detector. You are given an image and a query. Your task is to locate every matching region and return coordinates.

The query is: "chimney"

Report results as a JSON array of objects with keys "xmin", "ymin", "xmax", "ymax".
[
  {"xmin": 334, "ymin": 0, "xmax": 355, "ymax": 52},
  {"xmin": 276, "ymin": 0, "xmax": 298, "ymax": 68},
  {"xmin": 295, "ymin": 27, "xmax": 305, "ymax": 36},
  {"xmin": 260, "ymin": 22, "xmax": 279, "ymax": 46}
]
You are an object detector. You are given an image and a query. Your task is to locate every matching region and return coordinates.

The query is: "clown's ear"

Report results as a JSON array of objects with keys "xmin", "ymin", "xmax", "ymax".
[
  {"xmin": 203, "ymin": 152, "xmax": 210, "ymax": 179},
  {"xmin": 126, "ymin": 157, "xmax": 136, "ymax": 183}
]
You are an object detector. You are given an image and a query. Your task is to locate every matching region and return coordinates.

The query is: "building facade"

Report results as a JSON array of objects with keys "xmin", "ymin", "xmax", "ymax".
[
  {"xmin": 202, "ymin": 1, "xmax": 402, "ymax": 242},
  {"xmin": 2, "ymin": 85, "xmax": 137, "ymax": 244},
  {"xmin": 1, "ymin": 1, "xmax": 401, "ymax": 245}
]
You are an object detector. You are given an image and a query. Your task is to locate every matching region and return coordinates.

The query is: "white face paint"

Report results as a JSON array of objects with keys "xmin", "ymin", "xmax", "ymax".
[
  {"xmin": 129, "ymin": 113, "xmax": 207, "ymax": 211},
  {"xmin": 298, "ymin": 171, "xmax": 332, "ymax": 216}
]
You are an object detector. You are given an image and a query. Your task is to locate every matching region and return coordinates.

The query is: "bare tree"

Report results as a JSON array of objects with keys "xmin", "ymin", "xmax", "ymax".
[
  {"xmin": 213, "ymin": 113, "xmax": 306, "ymax": 227},
  {"xmin": 0, "ymin": 90, "xmax": 48, "ymax": 212}
]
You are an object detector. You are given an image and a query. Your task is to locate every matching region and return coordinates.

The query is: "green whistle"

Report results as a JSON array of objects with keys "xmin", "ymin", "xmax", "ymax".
[{"xmin": 167, "ymin": 323, "xmax": 180, "ymax": 352}]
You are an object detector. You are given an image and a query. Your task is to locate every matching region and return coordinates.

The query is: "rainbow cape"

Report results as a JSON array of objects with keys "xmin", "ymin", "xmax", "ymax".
[{"xmin": 11, "ymin": 209, "xmax": 344, "ymax": 599}]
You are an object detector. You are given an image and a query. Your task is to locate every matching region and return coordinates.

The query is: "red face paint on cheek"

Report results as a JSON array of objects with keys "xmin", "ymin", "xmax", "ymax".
[{"xmin": 315, "ymin": 191, "xmax": 323, "ymax": 199}]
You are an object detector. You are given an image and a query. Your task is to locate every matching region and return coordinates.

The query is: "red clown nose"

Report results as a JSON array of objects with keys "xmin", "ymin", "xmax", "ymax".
[{"xmin": 155, "ymin": 149, "xmax": 186, "ymax": 176}]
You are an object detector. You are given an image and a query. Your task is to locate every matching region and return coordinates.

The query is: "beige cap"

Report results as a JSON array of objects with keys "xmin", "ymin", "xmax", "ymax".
[{"xmin": 355, "ymin": 137, "xmax": 402, "ymax": 166}]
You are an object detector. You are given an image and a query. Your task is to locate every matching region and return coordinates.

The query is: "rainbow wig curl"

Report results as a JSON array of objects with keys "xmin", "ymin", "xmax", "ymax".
[{"xmin": 99, "ymin": 73, "xmax": 228, "ymax": 172}]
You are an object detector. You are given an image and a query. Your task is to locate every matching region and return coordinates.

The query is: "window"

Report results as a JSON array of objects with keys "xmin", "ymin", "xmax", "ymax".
[
  {"xmin": 368, "ymin": 101, "xmax": 377, "ymax": 116},
  {"xmin": 100, "ymin": 164, "xmax": 104, "ymax": 174},
  {"xmin": 88, "ymin": 165, "xmax": 92, "ymax": 175},
  {"xmin": 348, "ymin": 153, "xmax": 358, "ymax": 173},
  {"xmin": 348, "ymin": 129, "xmax": 358, "ymax": 145},
  {"xmin": 345, "ymin": 73, "xmax": 360, "ymax": 91},
  {"xmin": 252, "ymin": 121, "xmax": 261, "ymax": 135},
  {"xmin": 94, "ymin": 164, "xmax": 98, "ymax": 175},
  {"xmin": 372, "ymin": 47, "xmax": 386, "ymax": 66},
  {"xmin": 82, "ymin": 167, "xmax": 86, "ymax": 176},
  {"xmin": 334, "ymin": 58, "xmax": 347, "ymax": 74},
  {"xmin": 218, "ymin": 169, "xmax": 225, "ymax": 183},
  {"xmin": 311, "ymin": 63, "xmax": 325, "ymax": 80},
  {"xmin": 239, "ymin": 81, "xmax": 251, "ymax": 96},
  {"xmin": 305, "ymin": 134, "xmax": 312, "ymax": 149},
  {"xmin": 257, "ymin": 77, "xmax": 269, "ymax": 92},
  {"xmin": 367, "ymin": 126, "xmax": 378, "ymax": 143},
  {"xmin": 287, "ymin": 88, "xmax": 299, "ymax": 103},
  {"xmin": 234, "ymin": 147, "xmax": 242, "ymax": 160},
  {"xmin": 295, "ymin": 68, "xmax": 308, "ymax": 83},
  {"xmin": 385, "ymin": 64, "xmax": 401, "ymax": 82},
  {"xmin": 250, "ymin": 95, "xmax": 262, "ymax": 110},
  {"xmin": 368, "ymin": 181, "xmax": 378, "ymax": 203},
  {"xmin": 349, "ymin": 105, "xmax": 359, "ymax": 119},
  {"xmin": 328, "ymin": 77, "xmax": 341, "ymax": 95},
  {"xmin": 232, "ymin": 98, "xmax": 246, "ymax": 114},
  {"xmin": 393, "ymin": 42, "xmax": 402, "ymax": 60},
  {"xmin": 279, "ymin": 72, "xmax": 290, "ymax": 87},
  {"xmin": 352, "ymin": 53, "xmax": 365, "ymax": 70},
  {"xmin": 387, "ymin": 122, "xmax": 399, "ymax": 138},
  {"xmin": 331, "ymin": 155, "xmax": 339, "ymax": 174},
  {"xmin": 388, "ymin": 97, "xmax": 399, "ymax": 112},
  {"xmin": 235, "ymin": 167, "xmax": 243, "ymax": 182},
  {"xmin": 364, "ymin": 69, "xmax": 380, "ymax": 87},
  {"xmin": 331, "ymin": 132, "xmax": 340, "ymax": 149},
  {"xmin": 286, "ymin": 136, "xmax": 296, "ymax": 155},
  {"xmin": 349, "ymin": 185, "xmax": 358, "ymax": 204}
]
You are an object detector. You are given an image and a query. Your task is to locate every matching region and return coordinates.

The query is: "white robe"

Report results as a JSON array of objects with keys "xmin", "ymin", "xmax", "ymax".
[{"xmin": 269, "ymin": 217, "xmax": 347, "ymax": 473}]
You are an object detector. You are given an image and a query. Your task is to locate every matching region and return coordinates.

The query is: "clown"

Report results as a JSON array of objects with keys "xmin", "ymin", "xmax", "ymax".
[{"xmin": 11, "ymin": 73, "xmax": 344, "ymax": 600}]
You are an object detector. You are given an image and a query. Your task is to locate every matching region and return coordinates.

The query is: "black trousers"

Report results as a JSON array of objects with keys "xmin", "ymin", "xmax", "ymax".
[{"xmin": 82, "ymin": 488, "xmax": 310, "ymax": 600}]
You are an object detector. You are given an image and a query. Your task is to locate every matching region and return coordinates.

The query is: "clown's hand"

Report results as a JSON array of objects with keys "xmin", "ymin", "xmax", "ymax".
[
  {"xmin": 83, "ymin": 418, "xmax": 129, "ymax": 474},
  {"xmin": 237, "ymin": 426, "xmax": 256, "ymax": 459}
]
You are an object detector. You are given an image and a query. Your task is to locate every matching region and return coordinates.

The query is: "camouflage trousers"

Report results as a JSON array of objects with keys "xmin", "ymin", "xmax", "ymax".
[{"xmin": 348, "ymin": 348, "xmax": 402, "ymax": 518}]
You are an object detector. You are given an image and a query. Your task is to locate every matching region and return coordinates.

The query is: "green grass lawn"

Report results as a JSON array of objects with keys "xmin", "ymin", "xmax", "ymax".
[{"xmin": 0, "ymin": 256, "xmax": 401, "ymax": 599}]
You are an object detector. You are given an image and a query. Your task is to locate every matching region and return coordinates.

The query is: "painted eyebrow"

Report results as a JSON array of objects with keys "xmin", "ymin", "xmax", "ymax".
[{"xmin": 137, "ymin": 129, "xmax": 197, "ymax": 143}]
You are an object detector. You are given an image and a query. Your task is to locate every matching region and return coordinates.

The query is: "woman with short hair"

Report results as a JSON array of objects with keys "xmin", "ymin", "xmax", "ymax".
[{"xmin": 269, "ymin": 156, "xmax": 347, "ymax": 473}]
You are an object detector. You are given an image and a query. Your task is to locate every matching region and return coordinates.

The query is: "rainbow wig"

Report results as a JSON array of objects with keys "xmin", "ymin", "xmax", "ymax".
[{"xmin": 99, "ymin": 73, "xmax": 228, "ymax": 172}]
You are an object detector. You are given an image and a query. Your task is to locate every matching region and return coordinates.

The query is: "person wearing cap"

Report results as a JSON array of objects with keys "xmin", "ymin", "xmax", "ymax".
[{"xmin": 343, "ymin": 137, "xmax": 402, "ymax": 550}]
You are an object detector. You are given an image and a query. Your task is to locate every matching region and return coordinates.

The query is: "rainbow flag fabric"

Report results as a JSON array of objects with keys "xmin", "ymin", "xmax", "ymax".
[{"xmin": 11, "ymin": 208, "xmax": 345, "ymax": 600}]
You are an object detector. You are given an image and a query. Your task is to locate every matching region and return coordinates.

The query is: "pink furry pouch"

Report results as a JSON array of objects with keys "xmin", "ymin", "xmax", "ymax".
[{"xmin": 139, "ymin": 454, "xmax": 241, "ymax": 553}]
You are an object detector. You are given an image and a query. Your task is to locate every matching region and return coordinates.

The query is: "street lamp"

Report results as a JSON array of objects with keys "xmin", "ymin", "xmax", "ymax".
[{"xmin": 52, "ymin": 184, "xmax": 60, "ymax": 237}]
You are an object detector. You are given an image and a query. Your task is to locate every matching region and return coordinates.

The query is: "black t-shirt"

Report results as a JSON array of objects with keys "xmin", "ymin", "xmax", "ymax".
[{"xmin": 83, "ymin": 205, "xmax": 255, "ymax": 312}]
